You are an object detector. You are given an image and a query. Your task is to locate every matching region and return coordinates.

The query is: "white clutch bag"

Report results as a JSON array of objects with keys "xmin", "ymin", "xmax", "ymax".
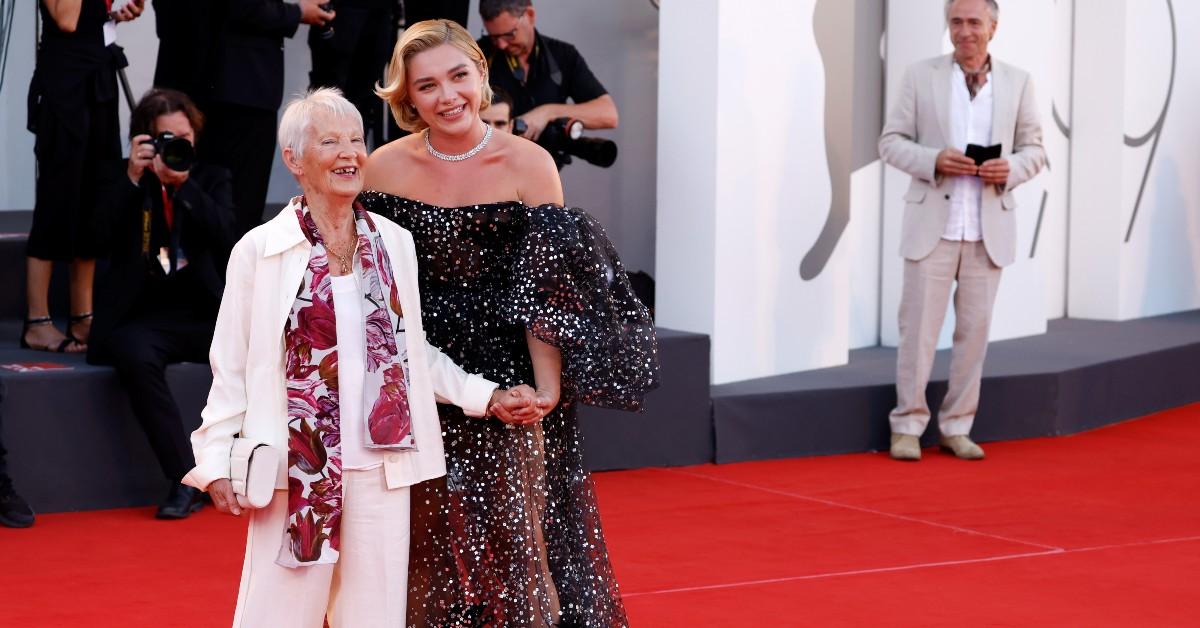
[{"xmin": 229, "ymin": 438, "xmax": 281, "ymax": 509}]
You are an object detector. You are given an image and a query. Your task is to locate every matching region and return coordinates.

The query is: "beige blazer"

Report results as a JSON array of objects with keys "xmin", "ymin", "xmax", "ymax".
[
  {"xmin": 879, "ymin": 54, "xmax": 1046, "ymax": 267},
  {"xmin": 182, "ymin": 201, "xmax": 497, "ymax": 493}
]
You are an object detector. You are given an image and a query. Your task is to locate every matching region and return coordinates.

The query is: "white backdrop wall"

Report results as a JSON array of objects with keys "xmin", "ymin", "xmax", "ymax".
[
  {"xmin": 657, "ymin": 0, "xmax": 850, "ymax": 384},
  {"xmin": 1068, "ymin": 0, "xmax": 1200, "ymax": 321},
  {"xmin": 0, "ymin": 0, "xmax": 38, "ymax": 214},
  {"xmin": 658, "ymin": 0, "xmax": 1200, "ymax": 384},
  {"xmin": 1117, "ymin": 0, "xmax": 1200, "ymax": 318}
]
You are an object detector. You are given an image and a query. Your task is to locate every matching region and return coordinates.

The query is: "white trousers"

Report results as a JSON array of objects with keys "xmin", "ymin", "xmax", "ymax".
[
  {"xmin": 232, "ymin": 468, "xmax": 411, "ymax": 628},
  {"xmin": 890, "ymin": 239, "xmax": 1002, "ymax": 437}
]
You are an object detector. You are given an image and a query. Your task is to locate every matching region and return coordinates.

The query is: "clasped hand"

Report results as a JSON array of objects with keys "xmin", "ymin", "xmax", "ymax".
[
  {"xmin": 489, "ymin": 384, "xmax": 556, "ymax": 426},
  {"xmin": 208, "ymin": 384, "xmax": 554, "ymax": 517},
  {"xmin": 936, "ymin": 148, "xmax": 1009, "ymax": 185}
]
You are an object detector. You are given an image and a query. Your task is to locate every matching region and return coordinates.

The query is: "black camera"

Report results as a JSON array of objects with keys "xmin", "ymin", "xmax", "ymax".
[
  {"xmin": 141, "ymin": 131, "xmax": 196, "ymax": 172},
  {"xmin": 316, "ymin": 2, "xmax": 335, "ymax": 40},
  {"xmin": 514, "ymin": 118, "xmax": 618, "ymax": 170}
]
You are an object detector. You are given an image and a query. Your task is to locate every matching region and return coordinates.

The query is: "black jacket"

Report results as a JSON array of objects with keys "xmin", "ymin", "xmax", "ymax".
[
  {"xmin": 88, "ymin": 163, "xmax": 237, "ymax": 364},
  {"xmin": 153, "ymin": 0, "xmax": 218, "ymax": 104},
  {"xmin": 211, "ymin": 0, "xmax": 302, "ymax": 111}
]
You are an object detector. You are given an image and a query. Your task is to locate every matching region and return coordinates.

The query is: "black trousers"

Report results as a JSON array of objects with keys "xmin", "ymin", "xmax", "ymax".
[
  {"xmin": 200, "ymin": 104, "xmax": 277, "ymax": 237},
  {"xmin": 103, "ymin": 308, "xmax": 214, "ymax": 483},
  {"xmin": 309, "ymin": 4, "xmax": 396, "ymax": 149}
]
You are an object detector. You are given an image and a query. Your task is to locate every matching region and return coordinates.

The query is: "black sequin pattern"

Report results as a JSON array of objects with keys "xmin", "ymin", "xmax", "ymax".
[{"xmin": 358, "ymin": 192, "xmax": 660, "ymax": 628}]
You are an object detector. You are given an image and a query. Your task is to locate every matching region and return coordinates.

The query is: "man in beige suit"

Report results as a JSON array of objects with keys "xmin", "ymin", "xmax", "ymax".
[{"xmin": 879, "ymin": 0, "xmax": 1045, "ymax": 461}]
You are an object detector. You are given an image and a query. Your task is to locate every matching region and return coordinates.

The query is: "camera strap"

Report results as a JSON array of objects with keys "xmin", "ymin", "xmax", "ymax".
[{"xmin": 498, "ymin": 35, "xmax": 562, "ymax": 89}]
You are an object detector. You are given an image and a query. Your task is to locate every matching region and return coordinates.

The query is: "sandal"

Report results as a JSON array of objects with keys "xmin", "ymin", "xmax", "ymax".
[
  {"xmin": 68, "ymin": 311, "xmax": 94, "ymax": 346},
  {"xmin": 19, "ymin": 317, "xmax": 79, "ymax": 353}
]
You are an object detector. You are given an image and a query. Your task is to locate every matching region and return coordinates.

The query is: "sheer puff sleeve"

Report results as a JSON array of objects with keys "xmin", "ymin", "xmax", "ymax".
[{"xmin": 505, "ymin": 204, "xmax": 660, "ymax": 411}]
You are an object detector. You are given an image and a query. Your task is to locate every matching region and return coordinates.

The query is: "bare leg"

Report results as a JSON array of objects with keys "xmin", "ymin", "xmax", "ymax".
[
  {"xmin": 68, "ymin": 258, "xmax": 95, "ymax": 346},
  {"xmin": 22, "ymin": 257, "xmax": 73, "ymax": 352}
]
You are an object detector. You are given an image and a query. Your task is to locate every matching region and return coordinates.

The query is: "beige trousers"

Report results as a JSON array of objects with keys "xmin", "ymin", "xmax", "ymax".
[
  {"xmin": 890, "ymin": 239, "xmax": 1002, "ymax": 437},
  {"xmin": 232, "ymin": 468, "xmax": 411, "ymax": 628}
]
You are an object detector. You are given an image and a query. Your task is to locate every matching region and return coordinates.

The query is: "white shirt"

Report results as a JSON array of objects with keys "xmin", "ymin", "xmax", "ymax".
[
  {"xmin": 332, "ymin": 271, "xmax": 404, "ymax": 471},
  {"xmin": 944, "ymin": 63, "xmax": 994, "ymax": 242}
]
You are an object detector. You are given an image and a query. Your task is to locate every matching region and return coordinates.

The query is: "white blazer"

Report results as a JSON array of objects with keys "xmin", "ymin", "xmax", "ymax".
[
  {"xmin": 182, "ymin": 201, "xmax": 497, "ymax": 493},
  {"xmin": 878, "ymin": 54, "xmax": 1046, "ymax": 267}
]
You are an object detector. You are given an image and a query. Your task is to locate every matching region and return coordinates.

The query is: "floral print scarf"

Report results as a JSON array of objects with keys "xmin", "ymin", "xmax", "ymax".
[{"xmin": 277, "ymin": 199, "xmax": 415, "ymax": 568}]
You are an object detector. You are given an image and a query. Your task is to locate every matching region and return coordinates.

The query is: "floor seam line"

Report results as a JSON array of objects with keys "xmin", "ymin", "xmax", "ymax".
[
  {"xmin": 662, "ymin": 468, "xmax": 1063, "ymax": 551},
  {"xmin": 622, "ymin": 534, "xmax": 1200, "ymax": 597}
]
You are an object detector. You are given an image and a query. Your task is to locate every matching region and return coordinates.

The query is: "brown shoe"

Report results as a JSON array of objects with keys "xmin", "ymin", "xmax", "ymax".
[
  {"xmin": 939, "ymin": 435, "xmax": 985, "ymax": 460},
  {"xmin": 889, "ymin": 434, "xmax": 921, "ymax": 461}
]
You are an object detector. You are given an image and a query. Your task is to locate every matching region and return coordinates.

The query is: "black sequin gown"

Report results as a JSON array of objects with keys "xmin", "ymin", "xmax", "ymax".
[{"xmin": 358, "ymin": 193, "xmax": 659, "ymax": 628}]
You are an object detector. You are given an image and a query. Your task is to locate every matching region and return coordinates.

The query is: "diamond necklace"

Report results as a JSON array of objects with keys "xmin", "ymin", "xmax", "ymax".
[{"xmin": 424, "ymin": 122, "xmax": 493, "ymax": 162}]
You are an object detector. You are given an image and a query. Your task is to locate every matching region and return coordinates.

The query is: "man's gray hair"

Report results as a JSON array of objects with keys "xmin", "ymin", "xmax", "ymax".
[
  {"xmin": 480, "ymin": 0, "xmax": 532, "ymax": 22},
  {"xmin": 945, "ymin": 0, "xmax": 999, "ymax": 24},
  {"xmin": 278, "ymin": 87, "xmax": 363, "ymax": 159}
]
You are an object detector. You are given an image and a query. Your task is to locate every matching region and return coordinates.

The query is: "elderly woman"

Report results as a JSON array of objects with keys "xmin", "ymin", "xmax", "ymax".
[{"xmin": 182, "ymin": 88, "xmax": 538, "ymax": 627}]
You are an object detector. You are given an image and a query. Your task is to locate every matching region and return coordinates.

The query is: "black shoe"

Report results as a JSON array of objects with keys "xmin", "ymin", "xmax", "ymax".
[
  {"xmin": 156, "ymin": 484, "xmax": 205, "ymax": 520},
  {"xmin": 0, "ymin": 474, "xmax": 36, "ymax": 528}
]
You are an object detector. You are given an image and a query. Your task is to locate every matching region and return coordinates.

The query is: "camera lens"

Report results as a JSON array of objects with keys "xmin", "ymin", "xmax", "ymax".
[{"xmin": 153, "ymin": 132, "xmax": 195, "ymax": 172}]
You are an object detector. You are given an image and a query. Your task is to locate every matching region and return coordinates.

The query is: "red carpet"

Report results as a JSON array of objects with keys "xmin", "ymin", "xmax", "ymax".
[{"xmin": 4, "ymin": 404, "xmax": 1200, "ymax": 627}]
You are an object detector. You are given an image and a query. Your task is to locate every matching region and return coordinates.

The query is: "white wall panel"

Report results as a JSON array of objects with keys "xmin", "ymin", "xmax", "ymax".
[
  {"xmin": 657, "ymin": 0, "xmax": 845, "ymax": 384},
  {"xmin": 655, "ymin": 0, "xmax": 719, "ymax": 338},
  {"xmin": 880, "ymin": 0, "xmax": 952, "ymax": 347},
  {"xmin": 848, "ymin": 161, "xmax": 882, "ymax": 349},
  {"xmin": 1115, "ymin": 0, "xmax": 1200, "ymax": 318},
  {"xmin": 0, "ymin": 0, "xmax": 38, "ymax": 212}
]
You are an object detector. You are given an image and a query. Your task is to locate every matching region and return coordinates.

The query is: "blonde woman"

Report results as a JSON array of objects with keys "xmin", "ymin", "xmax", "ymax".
[{"xmin": 361, "ymin": 20, "xmax": 658, "ymax": 627}]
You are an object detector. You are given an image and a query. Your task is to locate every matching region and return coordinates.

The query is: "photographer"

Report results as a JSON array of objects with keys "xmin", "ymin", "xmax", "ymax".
[
  {"xmin": 88, "ymin": 89, "xmax": 237, "ymax": 520},
  {"xmin": 477, "ymin": 0, "xmax": 618, "ymax": 143}
]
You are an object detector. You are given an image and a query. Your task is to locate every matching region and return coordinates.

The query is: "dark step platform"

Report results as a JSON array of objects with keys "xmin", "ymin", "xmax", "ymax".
[
  {"xmin": 712, "ymin": 310, "xmax": 1200, "ymax": 463},
  {"xmin": 0, "ymin": 324, "xmax": 711, "ymax": 514}
]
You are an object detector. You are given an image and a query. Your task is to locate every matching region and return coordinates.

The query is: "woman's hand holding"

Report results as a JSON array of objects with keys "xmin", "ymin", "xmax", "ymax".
[
  {"xmin": 490, "ymin": 384, "xmax": 542, "ymax": 426},
  {"xmin": 127, "ymin": 134, "xmax": 155, "ymax": 185},
  {"xmin": 534, "ymin": 388, "xmax": 559, "ymax": 416},
  {"xmin": 207, "ymin": 478, "xmax": 243, "ymax": 516}
]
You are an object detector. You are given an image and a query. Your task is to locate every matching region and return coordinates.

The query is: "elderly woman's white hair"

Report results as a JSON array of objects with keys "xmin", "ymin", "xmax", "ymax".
[{"xmin": 277, "ymin": 87, "xmax": 364, "ymax": 159}]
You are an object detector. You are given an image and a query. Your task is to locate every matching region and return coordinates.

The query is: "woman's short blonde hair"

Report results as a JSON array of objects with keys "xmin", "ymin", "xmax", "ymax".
[{"xmin": 376, "ymin": 19, "xmax": 494, "ymax": 132}]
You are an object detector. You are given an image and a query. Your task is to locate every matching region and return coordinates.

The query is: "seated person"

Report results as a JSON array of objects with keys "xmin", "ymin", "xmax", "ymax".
[
  {"xmin": 88, "ymin": 88, "xmax": 237, "ymax": 520},
  {"xmin": 480, "ymin": 86, "xmax": 514, "ymax": 133}
]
